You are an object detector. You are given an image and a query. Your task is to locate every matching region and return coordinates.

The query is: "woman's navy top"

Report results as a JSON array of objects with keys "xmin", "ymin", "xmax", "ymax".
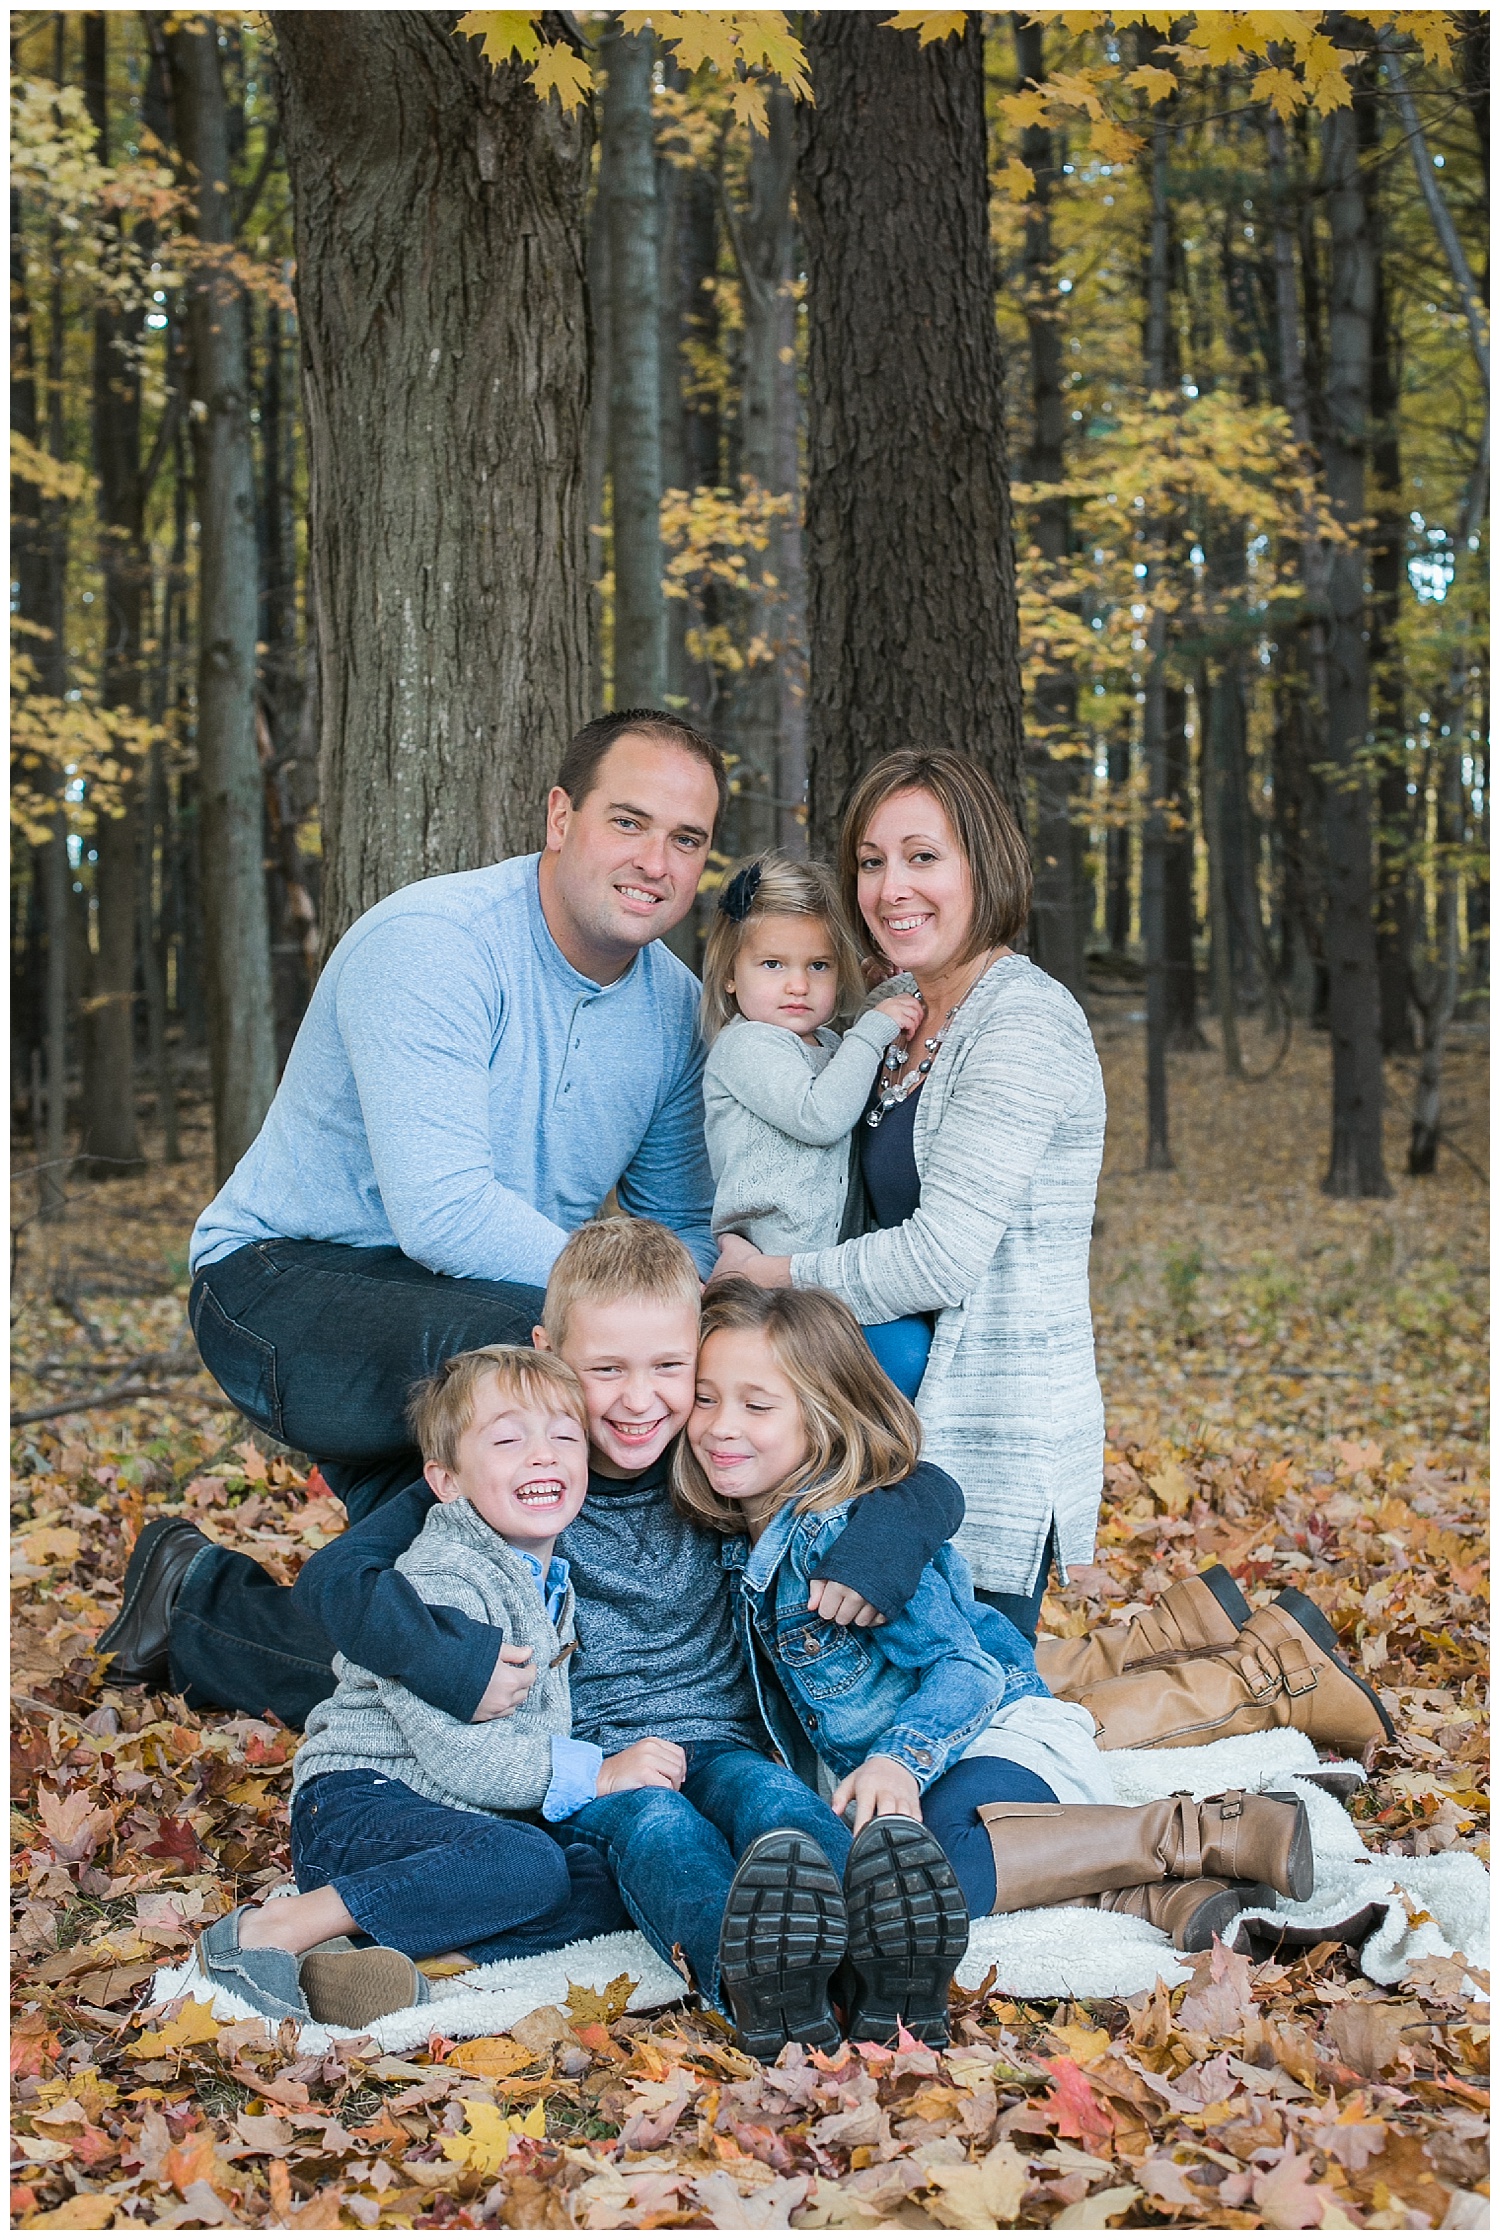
[{"xmin": 860, "ymin": 1084, "xmax": 923, "ymax": 1230}]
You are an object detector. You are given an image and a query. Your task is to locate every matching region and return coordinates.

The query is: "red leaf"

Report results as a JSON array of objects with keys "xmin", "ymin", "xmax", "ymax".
[
  {"xmin": 146, "ymin": 1816, "xmax": 206, "ymax": 1871},
  {"xmin": 1040, "ymin": 2056, "xmax": 1116, "ymax": 2151}
]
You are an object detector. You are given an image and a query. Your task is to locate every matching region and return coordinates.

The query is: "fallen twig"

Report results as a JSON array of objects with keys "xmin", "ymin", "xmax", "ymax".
[{"xmin": 12, "ymin": 1370, "xmax": 218, "ymax": 1428}]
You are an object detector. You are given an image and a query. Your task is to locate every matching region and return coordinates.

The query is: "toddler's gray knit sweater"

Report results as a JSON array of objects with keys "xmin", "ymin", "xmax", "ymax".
[{"xmin": 292, "ymin": 1498, "xmax": 574, "ymax": 1817}]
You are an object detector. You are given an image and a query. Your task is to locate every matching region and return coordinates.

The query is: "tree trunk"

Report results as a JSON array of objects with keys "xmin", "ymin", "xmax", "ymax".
[
  {"xmin": 1203, "ymin": 661, "xmax": 1245, "ymax": 1077},
  {"xmin": 1015, "ymin": 16, "xmax": 1086, "ymax": 1004},
  {"xmin": 1318, "ymin": 83, "xmax": 1390, "ymax": 1197},
  {"xmin": 1162, "ymin": 680, "xmax": 1201, "ymax": 1045},
  {"xmin": 1408, "ymin": 731, "xmax": 1462, "ymax": 1174},
  {"xmin": 170, "ymin": 18, "xmax": 278, "ymax": 1183},
  {"xmin": 80, "ymin": 13, "xmax": 144, "ymax": 1174},
  {"xmin": 272, "ymin": 10, "xmax": 593, "ymax": 946},
  {"xmin": 797, "ymin": 12, "xmax": 1023, "ymax": 854},
  {"xmin": 723, "ymin": 87, "xmax": 799, "ymax": 857},
  {"xmin": 1138, "ymin": 47, "xmax": 1174, "ymax": 1165},
  {"xmin": 586, "ymin": 144, "xmax": 613, "ymax": 714},
  {"xmin": 1368, "ymin": 254, "xmax": 1414, "ymax": 1054},
  {"xmin": 601, "ymin": 19, "xmax": 665, "ymax": 707}
]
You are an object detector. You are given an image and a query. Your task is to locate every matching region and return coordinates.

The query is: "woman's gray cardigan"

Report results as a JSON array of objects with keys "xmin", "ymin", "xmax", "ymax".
[
  {"xmin": 790, "ymin": 955, "xmax": 1106, "ymax": 1597},
  {"xmin": 291, "ymin": 1497, "xmax": 575, "ymax": 1815}
]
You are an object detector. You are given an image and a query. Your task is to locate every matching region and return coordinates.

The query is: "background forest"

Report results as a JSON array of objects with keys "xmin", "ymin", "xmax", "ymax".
[{"xmin": 8, "ymin": 8, "xmax": 1491, "ymax": 2233}]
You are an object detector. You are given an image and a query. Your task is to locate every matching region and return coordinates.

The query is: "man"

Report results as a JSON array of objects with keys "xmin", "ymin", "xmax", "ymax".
[{"xmin": 99, "ymin": 710, "xmax": 725, "ymax": 1724}]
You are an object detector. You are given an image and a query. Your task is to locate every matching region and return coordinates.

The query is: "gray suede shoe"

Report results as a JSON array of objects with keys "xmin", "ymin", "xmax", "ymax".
[{"xmin": 196, "ymin": 1907, "xmax": 311, "ymax": 2024}]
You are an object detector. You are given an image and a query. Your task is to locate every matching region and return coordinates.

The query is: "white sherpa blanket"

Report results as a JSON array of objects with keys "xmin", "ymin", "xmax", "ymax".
[{"xmin": 152, "ymin": 1733, "xmax": 1489, "ymax": 2055}]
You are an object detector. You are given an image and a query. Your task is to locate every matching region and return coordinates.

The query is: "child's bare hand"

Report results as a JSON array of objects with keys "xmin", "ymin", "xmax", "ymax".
[
  {"xmin": 807, "ymin": 1576, "xmax": 886, "ymax": 1628},
  {"xmin": 831, "ymin": 1754, "xmax": 923, "ymax": 1834},
  {"xmin": 471, "ymin": 1644, "xmax": 537, "ymax": 1722},
  {"xmin": 597, "ymin": 1738, "xmax": 686, "ymax": 1795},
  {"xmin": 873, "ymin": 993, "xmax": 924, "ymax": 1041}
]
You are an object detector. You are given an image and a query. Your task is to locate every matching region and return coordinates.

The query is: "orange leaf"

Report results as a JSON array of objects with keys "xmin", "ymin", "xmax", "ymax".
[{"xmin": 1040, "ymin": 2056, "xmax": 1116, "ymax": 2151}]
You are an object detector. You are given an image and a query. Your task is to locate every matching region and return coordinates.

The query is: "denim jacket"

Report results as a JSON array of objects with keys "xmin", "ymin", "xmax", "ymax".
[{"xmin": 721, "ymin": 1479, "xmax": 1048, "ymax": 1792}]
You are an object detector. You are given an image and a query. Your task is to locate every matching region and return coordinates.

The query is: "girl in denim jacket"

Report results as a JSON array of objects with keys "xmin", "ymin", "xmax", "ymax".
[{"xmin": 674, "ymin": 1277, "xmax": 1112, "ymax": 2042}]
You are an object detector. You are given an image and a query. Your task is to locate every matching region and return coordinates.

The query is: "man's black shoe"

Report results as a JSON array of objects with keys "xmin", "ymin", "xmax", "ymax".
[
  {"xmin": 717, "ymin": 1829, "xmax": 847, "ymax": 2062},
  {"xmin": 95, "ymin": 1516, "xmax": 212, "ymax": 1686},
  {"xmin": 842, "ymin": 1817, "xmax": 969, "ymax": 2050}
]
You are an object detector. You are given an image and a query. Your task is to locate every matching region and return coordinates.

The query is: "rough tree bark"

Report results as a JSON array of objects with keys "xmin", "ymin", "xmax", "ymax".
[
  {"xmin": 169, "ymin": 17, "xmax": 278, "ymax": 1183},
  {"xmin": 1162, "ymin": 680, "xmax": 1200, "ymax": 1045},
  {"xmin": 600, "ymin": 19, "xmax": 665, "ymax": 708},
  {"xmin": 1138, "ymin": 35, "xmax": 1174, "ymax": 1165},
  {"xmin": 1318, "ymin": 78, "xmax": 1390, "ymax": 1197},
  {"xmin": 80, "ymin": 13, "xmax": 143, "ymax": 1174},
  {"xmin": 1015, "ymin": 15, "xmax": 1086, "ymax": 1004},
  {"xmin": 797, "ymin": 12, "xmax": 1023, "ymax": 855},
  {"xmin": 272, "ymin": 10, "xmax": 593, "ymax": 946},
  {"xmin": 1369, "ymin": 256, "xmax": 1414, "ymax": 1055}
]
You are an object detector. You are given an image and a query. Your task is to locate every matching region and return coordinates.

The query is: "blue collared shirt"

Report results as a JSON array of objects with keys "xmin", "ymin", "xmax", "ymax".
[{"xmin": 509, "ymin": 1548, "xmax": 607, "ymax": 1821}]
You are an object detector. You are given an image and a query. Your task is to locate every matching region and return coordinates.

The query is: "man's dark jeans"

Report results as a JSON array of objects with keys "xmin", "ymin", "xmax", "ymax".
[
  {"xmin": 176, "ymin": 1240, "xmax": 544, "ymax": 1723},
  {"xmin": 291, "ymin": 1769, "xmax": 630, "ymax": 1963}
]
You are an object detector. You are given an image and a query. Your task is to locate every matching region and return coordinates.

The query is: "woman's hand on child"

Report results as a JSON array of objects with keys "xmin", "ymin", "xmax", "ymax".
[
  {"xmin": 806, "ymin": 1577, "xmax": 886, "ymax": 1628},
  {"xmin": 873, "ymin": 993, "xmax": 924, "ymax": 1041},
  {"xmin": 597, "ymin": 1737, "xmax": 687, "ymax": 1795},
  {"xmin": 471, "ymin": 1644, "xmax": 537, "ymax": 1722},
  {"xmin": 711, "ymin": 1234, "xmax": 793, "ymax": 1289},
  {"xmin": 831, "ymin": 1754, "xmax": 923, "ymax": 1834}
]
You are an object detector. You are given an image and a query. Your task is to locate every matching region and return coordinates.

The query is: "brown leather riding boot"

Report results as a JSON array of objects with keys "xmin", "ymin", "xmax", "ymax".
[
  {"xmin": 980, "ymin": 1789, "xmax": 1313, "ymax": 1912},
  {"xmin": 1060, "ymin": 1877, "xmax": 1277, "ymax": 1953},
  {"xmin": 1036, "ymin": 1566, "xmax": 1249, "ymax": 1697},
  {"xmin": 1076, "ymin": 1595, "xmax": 1395, "ymax": 1759}
]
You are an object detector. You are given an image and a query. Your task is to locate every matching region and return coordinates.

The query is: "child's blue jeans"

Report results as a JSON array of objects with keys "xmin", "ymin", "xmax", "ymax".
[
  {"xmin": 861, "ymin": 1314, "xmax": 933, "ymax": 1398},
  {"xmin": 291, "ymin": 1769, "xmax": 631, "ymax": 1961},
  {"xmin": 559, "ymin": 1739, "xmax": 852, "ymax": 2010}
]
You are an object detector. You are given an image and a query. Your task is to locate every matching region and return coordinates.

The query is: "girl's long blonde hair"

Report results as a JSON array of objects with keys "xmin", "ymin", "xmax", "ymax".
[
  {"xmin": 699, "ymin": 852, "xmax": 867, "ymax": 1044},
  {"xmin": 672, "ymin": 1278, "xmax": 922, "ymax": 1534}
]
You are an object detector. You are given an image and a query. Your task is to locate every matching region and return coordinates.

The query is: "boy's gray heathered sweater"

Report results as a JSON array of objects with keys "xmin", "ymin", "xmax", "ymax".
[{"xmin": 292, "ymin": 1499, "xmax": 574, "ymax": 1816}]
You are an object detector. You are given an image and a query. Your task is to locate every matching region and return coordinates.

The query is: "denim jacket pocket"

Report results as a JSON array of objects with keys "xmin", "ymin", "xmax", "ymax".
[
  {"xmin": 771, "ymin": 1612, "xmax": 875, "ymax": 1702},
  {"xmin": 189, "ymin": 1278, "xmax": 285, "ymax": 1442}
]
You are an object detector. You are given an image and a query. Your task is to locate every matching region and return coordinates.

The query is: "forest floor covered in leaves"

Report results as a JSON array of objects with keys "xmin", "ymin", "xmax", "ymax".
[{"xmin": 10, "ymin": 1008, "xmax": 1489, "ymax": 2230}]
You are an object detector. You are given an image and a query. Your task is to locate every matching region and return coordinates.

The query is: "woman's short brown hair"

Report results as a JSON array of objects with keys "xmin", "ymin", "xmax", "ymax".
[
  {"xmin": 838, "ymin": 750, "xmax": 1033, "ymax": 965},
  {"xmin": 671, "ymin": 1278, "xmax": 922, "ymax": 1535}
]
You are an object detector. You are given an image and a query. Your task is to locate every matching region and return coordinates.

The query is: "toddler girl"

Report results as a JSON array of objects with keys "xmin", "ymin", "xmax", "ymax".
[{"xmin": 701, "ymin": 852, "xmax": 933, "ymax": 1396}]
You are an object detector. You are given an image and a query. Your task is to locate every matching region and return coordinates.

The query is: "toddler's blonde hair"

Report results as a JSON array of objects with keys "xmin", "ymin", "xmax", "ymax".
[
  {"xmin": 699, "ymin": 852, "xmax": 867, "ymax": 1043},
  {"xmin": 672, "ymin": 1277, "xmax": 921, "ymax": 1533},
  {"xmin": 407, "ymin": 1345, "xmax": 587, "ymax": 1475}
]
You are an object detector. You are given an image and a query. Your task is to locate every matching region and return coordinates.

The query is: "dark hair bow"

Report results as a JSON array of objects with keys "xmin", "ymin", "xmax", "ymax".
[{"xmin": 718, "ymin": 861, "xmax": 763, "ymax": 922}]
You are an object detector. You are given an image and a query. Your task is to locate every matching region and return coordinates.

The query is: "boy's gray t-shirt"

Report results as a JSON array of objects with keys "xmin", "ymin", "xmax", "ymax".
[{"xmin": 561, "ymin": 1456, "xmax": 766, "ymax": 1756}]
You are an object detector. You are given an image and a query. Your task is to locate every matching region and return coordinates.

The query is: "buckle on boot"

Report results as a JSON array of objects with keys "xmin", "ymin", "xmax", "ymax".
[{"xmin": 1276, "ymin": 1648, "xmax": 1320, "ymax": 1696}]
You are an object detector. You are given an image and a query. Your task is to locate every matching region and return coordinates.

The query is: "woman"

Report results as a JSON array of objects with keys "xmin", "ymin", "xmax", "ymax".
[{"xmin": 713, "ymin": 748, "xmax": 1106, "ymax": 1642}]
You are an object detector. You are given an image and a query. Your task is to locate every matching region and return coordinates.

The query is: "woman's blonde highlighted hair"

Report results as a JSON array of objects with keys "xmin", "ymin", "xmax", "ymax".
[
  {"xmin": 672, "ymin": 1277, "xmax": 922, "ymax": 1534},
  {"xmin": 699, "ymin": 852, "xmax": 867, "ymax": 1043}
]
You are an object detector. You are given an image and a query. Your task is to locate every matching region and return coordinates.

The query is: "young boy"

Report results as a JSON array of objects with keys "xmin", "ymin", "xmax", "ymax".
[
  {"xmin": 197, "ymin": 1349, "xmax": 637, "ymax": 2029},
  {"xmin": 288, "ymin": 1218, "xmax": 966, "ymax": 2051}
]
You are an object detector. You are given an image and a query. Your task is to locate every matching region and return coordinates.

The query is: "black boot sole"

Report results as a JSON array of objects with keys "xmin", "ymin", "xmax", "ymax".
[
  {"xmin": 95, "ymin": 1516, "xmax": 210, "ymax": 1685},
  {"xmin": 1198, "ymin": 1564, "xmax": 1251, "ymax": 1628},
  {"xmin": 1272, "ymin": 1588, "xmax": 1397, "ymax": 1740},
  {"xmin": 717, "ymin": 1830, "xmax": 847, "ymax": 2064},
  {"xmin": 1262, "ymin": 1791, "xmax": 1316, "ymax": 1902},
  {"xmin": 843, "ymin": 1817, "xmax": 969, "ymax": 2050},
  {"xmin": 1182, "ymin": 1880, "xmax": 1277, "ymax": 1953}
]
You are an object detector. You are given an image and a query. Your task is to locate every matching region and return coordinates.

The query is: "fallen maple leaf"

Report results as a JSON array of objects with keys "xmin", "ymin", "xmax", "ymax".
[
  {"xmin": 1252, "ymin": 2145, "xmax": 1328, "ymax": 2228},
  {"xmin": 922, "ymin": 2140, "xmax": 1030, "ymax": 2224},
  {"xmin": 565, "ymin": 1970, "xmax": 636, "ymax": 2028},
  {"xmin": 1040, "ymin": 2056, "xmax": 1116, "ymax": 2151},
  {"xmin": 447, "ymin": 2095, "xmax": 545, "ymax": 2174},
  {"xmin": 132, "ymin": 1997, "xmax": 220, "ymax": 2057},
  {"xmin": 36, "ymin": 1788, "xmax": 116, "ymax": 1865},
  {"xmin": 444, "ymin": 2035, "xmax": 537, "ymax": 2080}
]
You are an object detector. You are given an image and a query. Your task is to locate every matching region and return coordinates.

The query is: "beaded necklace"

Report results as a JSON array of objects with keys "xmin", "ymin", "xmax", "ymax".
[{"xmin": 865, "ymin": 950, "xmax": 1002, "ymax": 1128}]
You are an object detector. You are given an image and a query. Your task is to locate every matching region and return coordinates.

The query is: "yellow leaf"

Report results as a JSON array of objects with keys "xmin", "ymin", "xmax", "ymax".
[
  {"xmin": 445, "ymin": 2035, "xmax": 538, "ymax": 2080},
  {"xmin": 1001, "ymin": 88, "xmax": 1051, "ymax": 131},
  {"xmin": 1045, "ymin": 68, "xmax": 1107, "ymax": 120},
  {"xmin": 1090, "ymin": 118, "xmax": 1144, "ymax": 165},
  {"xmin": 448, "ymin": 2095, "xmax": 546, "ymax": 2176},
  {"xmin": 997, "ymin": 156, "xmax": 1037, "ymax": 202},
  {"xmin": 659, "ymin": 13, "xmax": 744, "ymax": 75},
  {"xmin": 1147, "ymin": 1460, "xmax": 1193, "ymax": 1516},
  {"xmin": 1049, "ymin": 2019, "xmax": 1112, "ymax": 2063},
  {"xmin": 10, "ymin": 434, "xmax": 91, "ymax": 505},
  {"xmin": 1308, "ymin": 64, "xmax": 1353, "ymax": 115},
  {"xmin": 1123, "ymin": 63, "xmax": 1177, "ymax": 103},
  {"xmin": 565, "ymin": 1971, "xmax": 637, "ymax": 2028},
  {"xmin": 21, "ymin": 2201, "xmax": 119, "ymax": 2230},
  {"xmin": 454, "ymin": 9, "xmax": 542, "ymax": 68},
  {"xmin": 132, "ymin": 1997, "xmax": 220, "ymax": 2057},
  {"xmin": 528, "ymin": 40, "xmax": 594, "ymax": 111},
  {"xmin": 1192, "ymin": 12, "xmax": 1253, "ymax": 67},
  {"xmin": 1254, "ymin": 65, "xmax": 1306, "ymax": 119},
  {"xmin": 728, "ymin": 78, "xmax": 770, "ymax": 135},
  {"xmin": 734, "ymin": 13, "xmax": 814, "ymax": 101},
  {"xmin": 882, "ymin": 10, "xmax": 969, "ymax": 44},
  {"xmin": 1403, "ymin": 12, "xmax": 1454, "ymax": 68},
  {"xmin": 20, "ymin": 1526, "xmax": 82, "ymax": 1567},
  {"xmin": 1244, "ymin": 11, "xmax": 1317, "ymax": 58}
]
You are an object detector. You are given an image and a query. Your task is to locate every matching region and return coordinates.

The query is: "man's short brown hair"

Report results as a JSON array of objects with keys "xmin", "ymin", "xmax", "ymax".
[
  {"xmin": 838, "ymin": 750, "xmax": 1033, "ymax": 962},
  {"xmin": 555, "ymin": 709, "xmax": 729, "ymax": 835},
  {"xmin": 542, "ymin": 1217, "xmax": 702, "ymax": 1352},
  {"xmin": 406, "ymin": 1345, "xmax": 587, "ymax": 1475}
]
